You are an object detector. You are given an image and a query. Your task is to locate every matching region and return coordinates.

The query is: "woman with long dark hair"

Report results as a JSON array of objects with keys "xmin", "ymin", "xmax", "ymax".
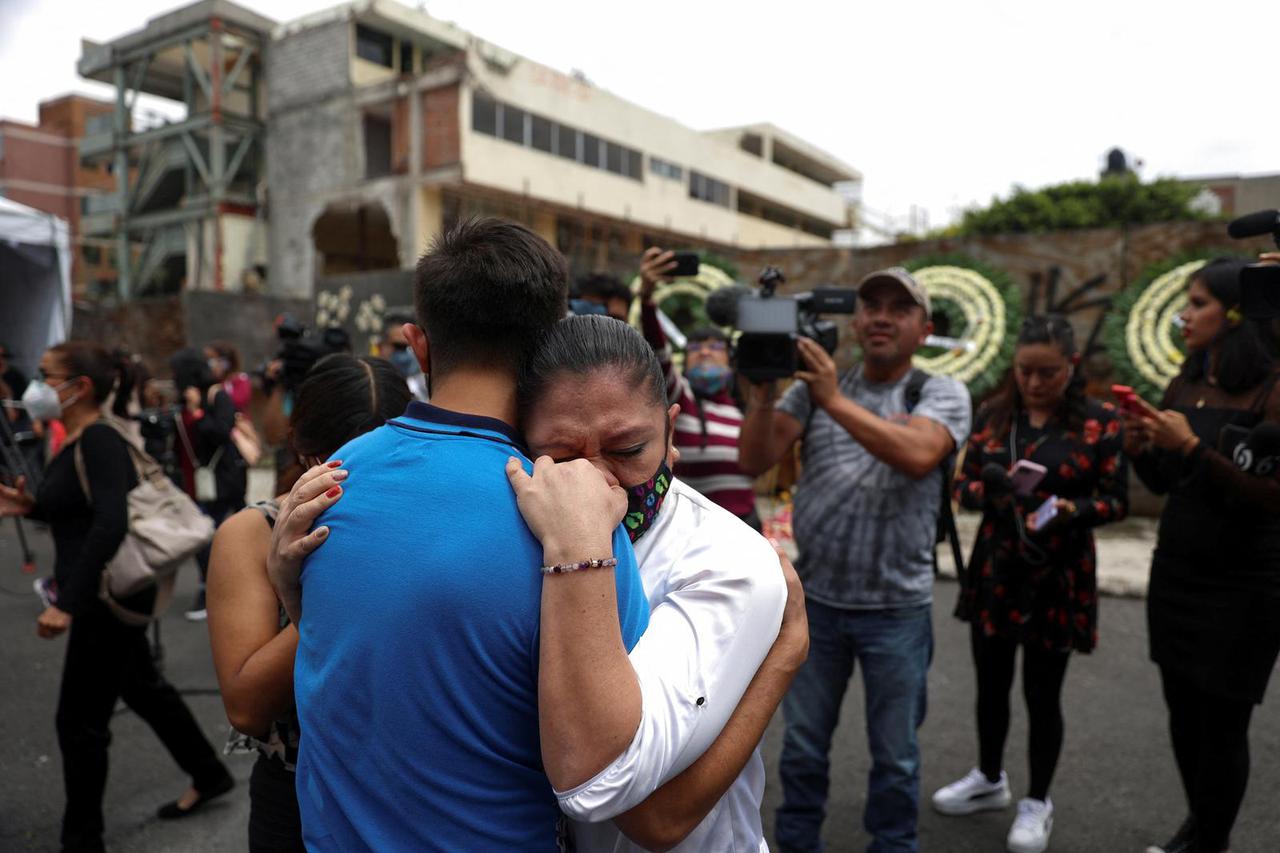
[
  {"xmin": 1122, "ymin": 258, "xmax": 1280, "ymax": 853},
  {"xmin": 0, "ymin": 341, "xmax": 230, "ymax": 853},
  {"xmin": 207, "ymin": 354, "xmax": 411, "ymax": 852},
  {"xmin": 932, "ymin": 316, "xmax": 1128, "ymax": 853},
  {"xmin": 170, "ymin": 348, "xmax": 247, "ymax": 621}
]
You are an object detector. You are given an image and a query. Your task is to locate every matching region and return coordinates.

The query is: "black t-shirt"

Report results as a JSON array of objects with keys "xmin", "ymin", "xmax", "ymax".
[{"xmin": 32, "ymin": 422, "xmax": 138, "ymax": 616}]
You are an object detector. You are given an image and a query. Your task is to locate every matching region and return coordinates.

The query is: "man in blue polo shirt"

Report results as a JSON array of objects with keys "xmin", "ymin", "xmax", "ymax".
[{"xmin": 274, "ymin": 218, "xmax": 650, "ymax": 851}]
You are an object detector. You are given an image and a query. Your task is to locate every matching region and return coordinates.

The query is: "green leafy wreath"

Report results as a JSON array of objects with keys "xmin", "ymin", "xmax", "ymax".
[
  {"xmin": 1102, "ymin": 250, "xmax": 1239, "ymax": 402},
  {"xmin": 904, "ymin": 254, "xmax": 1023, "ymax": 400}
]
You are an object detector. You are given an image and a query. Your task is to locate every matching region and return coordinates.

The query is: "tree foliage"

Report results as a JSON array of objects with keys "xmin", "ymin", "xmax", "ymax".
[{"xmin": 951, "ymin": 174, "xmax": 1205, "ymax": 236}]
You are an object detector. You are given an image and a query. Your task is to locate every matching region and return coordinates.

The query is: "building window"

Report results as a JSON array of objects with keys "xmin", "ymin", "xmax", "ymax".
[
  {"xmin": 469, "ymin": 93, "xmax": 641, "ymax": 181},
  {"xmin": 399, "ymin": 41, "xmax": 414, "ymax": 74},
  {"xmin": 582, "ymin": 133, "xmax": 601, "ymax": 168},
  {"xmin": 81, "ymin": 245, "xmax": 102, "ymax": 265},
  {"xmin": 649, "ymin": 157, "xmax": 683, "ymax": 181},
  {"xmin": 363, "ymin": 114, "xmax": 392, "ymax": 178},
  {"xmin": 472, "ymin": 93, "xmax": 497, "ymax": 136},
  {"xmin": 554, "ymin": 124, "xmax": 578, "ymax": 160},
  {"xmin": 689, "ymin": 171, "xmax": 731, "ymax": 207},
  {"xmin": 605, "ymin": 141, "xmax": 625, "ymax": 175},
  {"xmin": 500, "ymin": 105, "xmax": 526, "ymax": 145},
  {"xmin": 355, "ymin": 25, "xmax": 394, "ymax": 68},
  {"xmin": 531, "ymin": 115, "xmax": 553, "ymax": 153}
]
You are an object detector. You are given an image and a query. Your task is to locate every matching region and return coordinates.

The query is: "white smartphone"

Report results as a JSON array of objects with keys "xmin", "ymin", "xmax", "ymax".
[
  {"xmin": 1032, "ymin": 496, "xmax": 1059, "ymax": 530},
  {"xmin": 1009, "ymin": 460, "xmax": 1048, "ymax": 496}
]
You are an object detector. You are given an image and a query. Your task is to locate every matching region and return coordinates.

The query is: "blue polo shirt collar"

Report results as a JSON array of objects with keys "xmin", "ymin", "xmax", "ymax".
[{"xmin": 400, "ymin": 401, "xmax": 525, "ymax": 449}]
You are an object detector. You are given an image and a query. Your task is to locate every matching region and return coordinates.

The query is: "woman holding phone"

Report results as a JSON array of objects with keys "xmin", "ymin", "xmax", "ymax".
[
  {"xmin": 932, "ymin": 316, "xmax": 1128, "ymax": 853},
  {"xmin": 1121, "ymin": 257, "xmax": 1280, "ymax": 853}
]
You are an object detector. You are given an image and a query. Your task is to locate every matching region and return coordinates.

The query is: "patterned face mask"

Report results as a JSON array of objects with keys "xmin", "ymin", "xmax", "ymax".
[{"xmin": 623, "ymin": 459, "xmax": 672, "ymax": 543}]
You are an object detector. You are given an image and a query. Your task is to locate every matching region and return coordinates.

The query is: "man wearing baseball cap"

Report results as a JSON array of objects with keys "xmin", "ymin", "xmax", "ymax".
[{"xmin": 740, "ymin": 266, "xmax": 972, "ymax": 852}]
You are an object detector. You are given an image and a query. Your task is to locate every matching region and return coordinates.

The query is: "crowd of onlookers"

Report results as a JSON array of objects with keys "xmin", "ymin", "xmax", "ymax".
[{"xmin": 1, "ymin": 221, "xmax": 1277, "ymax": 853}]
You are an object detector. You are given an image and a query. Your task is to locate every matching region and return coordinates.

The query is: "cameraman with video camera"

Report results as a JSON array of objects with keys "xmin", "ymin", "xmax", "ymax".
[
  {"xmin": 638, "ymin": 248, "xmax": 759, "ymax": 527},
  {"xmin": 739, "ymin": 267, "xmax": 971, "ymax": 853}
]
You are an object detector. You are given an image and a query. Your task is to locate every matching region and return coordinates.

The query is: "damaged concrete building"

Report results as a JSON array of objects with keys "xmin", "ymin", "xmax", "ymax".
[{"xmin": 76, "ymin": 0, "xmax": 861, "ymax": 352}]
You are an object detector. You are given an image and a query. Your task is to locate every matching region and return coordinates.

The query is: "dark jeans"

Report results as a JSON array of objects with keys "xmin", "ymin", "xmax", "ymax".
[
  {"xmin": 57, "ymin": 606, "xmax": 226, "ymax": 852},
  {"xmin": 249, "ymin": 755, "xmax": 305, "ymax": 853},
  {"xmin": 971, "ymin": 627, "xmax": 1071, "ymax": 801},
  {"xmin": 1160, "ymin": 666, "xmax": 1254, "ymax": 853},
  {"xmin": 777, "ymin": 599, "xmax": 933, "ymax": 853}
]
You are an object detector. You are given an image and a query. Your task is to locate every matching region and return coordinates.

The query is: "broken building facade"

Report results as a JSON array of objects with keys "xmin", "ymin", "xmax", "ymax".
[{"xmin": 78, "ymin": 0, "xmax": 862, "ymax": 312}]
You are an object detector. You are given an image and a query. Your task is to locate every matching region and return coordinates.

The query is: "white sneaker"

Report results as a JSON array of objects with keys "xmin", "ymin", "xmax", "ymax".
[
  {"xmin": 931, "ymin": 768, "xmax": 1013, "ymax": 815},
  {"xmin": 1006, "ymin": 797, "xmax": 1053, "ymax": 853}
]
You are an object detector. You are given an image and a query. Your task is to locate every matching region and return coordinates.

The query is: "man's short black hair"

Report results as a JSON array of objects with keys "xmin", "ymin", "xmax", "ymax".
[
  {"xmin": 574, "ymin": 273, "xmax": 633, "ymax": 306},
  {"xmin": 414, "ymin": 217, "xmax": 568, "ymax": 377},
  {"xmin": 686, "ymin": 325, "xmax": 729, "ymax": 346}
]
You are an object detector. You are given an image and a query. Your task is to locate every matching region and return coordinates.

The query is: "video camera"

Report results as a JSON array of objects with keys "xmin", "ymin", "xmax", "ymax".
[
  {"xmin": 1227, "ymin": 209, "xmax": 1280, "ymax": 321},
  {"xmin": 262, "ymin": 315, "xmax": 351, "ymax": 394},
  {"xmin": 713, "ymin": 266, "xmax": 857, "ymax": 382}
]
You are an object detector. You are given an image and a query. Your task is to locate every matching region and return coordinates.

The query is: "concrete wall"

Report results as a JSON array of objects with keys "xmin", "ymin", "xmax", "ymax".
[
  {"xmin": 727, "ymin": 220, "xmax": 1277, "ymax": 384},
  {"xmin": 460, "ymin": 61, "xmax": 841, "ymax": 248},
  {"xmin": 266, "ymin": 18, "xmax": 360, "ymax": 298}
]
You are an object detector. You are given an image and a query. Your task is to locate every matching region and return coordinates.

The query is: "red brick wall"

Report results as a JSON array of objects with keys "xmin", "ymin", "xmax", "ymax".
[{"xmin": 422, "ymin": 84, "xmax": 460, "ymax": 170}]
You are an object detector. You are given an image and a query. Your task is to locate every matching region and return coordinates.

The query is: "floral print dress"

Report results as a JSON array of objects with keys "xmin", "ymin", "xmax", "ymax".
[{"xmin": 954, "ymin": 399, "xmax": 1128, "ymax": 653}]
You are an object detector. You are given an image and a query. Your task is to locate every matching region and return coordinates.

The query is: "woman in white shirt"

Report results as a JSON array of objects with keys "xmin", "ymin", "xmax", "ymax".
[
  {"xmin": 512, "ymin": 314, "xmax": 806, "ymax": 852},
  {"xmin": 271, "ymin": 315, "xmax": 807, "ymax": 851}
]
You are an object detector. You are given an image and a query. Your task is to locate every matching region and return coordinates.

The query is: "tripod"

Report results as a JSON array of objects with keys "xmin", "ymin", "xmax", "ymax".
[{"xmin": 0, "ymin": 401, "xmax": 40, "ymax": 574}]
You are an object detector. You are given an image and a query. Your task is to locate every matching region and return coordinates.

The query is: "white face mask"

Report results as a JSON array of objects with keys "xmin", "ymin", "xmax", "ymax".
[{"xmin": 22, "ymin": 379, "xmax": 77, "ymax": 421}]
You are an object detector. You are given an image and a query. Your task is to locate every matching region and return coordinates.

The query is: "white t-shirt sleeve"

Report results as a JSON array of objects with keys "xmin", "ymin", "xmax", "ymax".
[{"xmin": 555, "ymin": 505, "xmax": 787, "ymax": 822}]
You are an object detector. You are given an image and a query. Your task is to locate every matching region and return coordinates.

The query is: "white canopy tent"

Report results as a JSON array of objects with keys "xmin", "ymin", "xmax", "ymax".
[{"xmin": 0, "ymin": 197, "xmax": 72, "ymax": 381}]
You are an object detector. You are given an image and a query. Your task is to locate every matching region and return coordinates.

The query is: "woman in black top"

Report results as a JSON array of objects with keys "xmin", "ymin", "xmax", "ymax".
[
  {"xmin": 1122, "ymin": 258, "xmax": 1280, "ymax": 853},
  {"xmin": 0, "ymin": 342, "xmax": 230, "ymax": 853},
  {"xmin": 171, "ymin": 348, "xmax": 247, "ymax": 620},
  {"xmin": 933, "ymin": 317, "xmax": 1128, "ymax": 851},
  {"xmin": 207, "ymin": 354, "xmax": 410, "ymax": 853}
]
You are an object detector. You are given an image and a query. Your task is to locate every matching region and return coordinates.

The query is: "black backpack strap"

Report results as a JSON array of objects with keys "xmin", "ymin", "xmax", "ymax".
[{"xmin": 904, "ymin": 369, "xmax": 966, "ymax": 579}]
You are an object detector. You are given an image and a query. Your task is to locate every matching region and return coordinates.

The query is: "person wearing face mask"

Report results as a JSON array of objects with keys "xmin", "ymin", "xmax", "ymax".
[
  {"xmin": 378, "ymin": 313, "xmax": 430, "ymax": 401},
  {"xmin": 1120, "ymin": 258, "xmax": 1280, "ymax": 853},
  {"xmin": 1, "ymin": 341, "xmax": 232, "ymax": 853},
  {"xmin": 205, "ymin": 341, "xmax": 252, "ymax": 414},
  {"xmin": 739, "ymin": 267, "xmax": 973, "ymax": 853},
  {"xmin": 638, "ymin": 247, "xmax": 760, "ymax": 529},
  {"xmin": 270, "ymin": 315, "xmax": 807, "ymax": 851},
  {"xmin": 931, "ymin": 316, "xmax": 1128, "ymax": 853}
]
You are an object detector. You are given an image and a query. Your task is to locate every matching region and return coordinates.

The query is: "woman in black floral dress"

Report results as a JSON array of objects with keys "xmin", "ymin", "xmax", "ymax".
[{"xmin": 931, "ymin": 316, "xmax": 1128, "ymax": 852}]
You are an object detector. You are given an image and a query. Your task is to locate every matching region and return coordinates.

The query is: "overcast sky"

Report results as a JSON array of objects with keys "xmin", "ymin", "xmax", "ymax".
[{"xmin": 1, "ymin": 0, "xmax": 1275, "ymax": 231}]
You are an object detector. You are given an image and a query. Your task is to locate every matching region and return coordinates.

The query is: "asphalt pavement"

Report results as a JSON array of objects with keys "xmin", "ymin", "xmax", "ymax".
[{"xmin": 1, "ymin": 517, "xmax": 1277, "ymax": 852}]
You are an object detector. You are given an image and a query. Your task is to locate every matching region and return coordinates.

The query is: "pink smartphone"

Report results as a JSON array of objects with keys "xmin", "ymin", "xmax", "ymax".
[{"xmin": 1009, "ymin": 460, "xmax": 1048, "ymax": 496}]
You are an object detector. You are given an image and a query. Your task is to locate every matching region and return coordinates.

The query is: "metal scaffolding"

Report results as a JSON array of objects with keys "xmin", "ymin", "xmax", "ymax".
[{"xmin": 77, "ymin": 1, "xmax": 272, "ymax": 298}]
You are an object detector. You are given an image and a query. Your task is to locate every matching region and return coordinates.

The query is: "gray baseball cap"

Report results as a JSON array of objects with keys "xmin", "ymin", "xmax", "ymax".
[{"xmin": 856, "ymin": 267, "xmax": 931, "ymax": 317}]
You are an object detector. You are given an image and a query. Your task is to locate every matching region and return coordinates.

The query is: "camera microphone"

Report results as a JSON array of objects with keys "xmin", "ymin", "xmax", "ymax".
[
  {"xmin": 981, "ymin": 462, "xmax": 1014, "ymax": 498},
  {"xmin": 705, "ymin": 284, "xmax": 752, "ymax": 328},
  {"xmin": 1232, "ymin": 421, "xmax": 1280, "ymax": 477},
  {"xmin": 1227, "ymin": 209, "xmax": 1280, "ymax": 240}
]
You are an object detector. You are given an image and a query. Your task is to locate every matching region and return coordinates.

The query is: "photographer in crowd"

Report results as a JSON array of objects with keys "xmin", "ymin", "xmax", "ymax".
[
  {"xmin": 378, "ymin": 312, "xmax": 429, "ymax": 401},
  {"xmin": 739, "ymin": 267, "xmax": 971, "ymax": 853},
  {"xmin": 934, "ymin": 316, "xmax": 1128, "ymax": 853},
  {"xmin": 1121, "ymin": 258, "xmax": 1280, "ymax": 853},
  {"xmin": 573, "ymin": 272, "xmax": 635, "ymax": 322},
  {"xmin": 638, "ymin": 247, "xmax": 760, "ymax": 527}
]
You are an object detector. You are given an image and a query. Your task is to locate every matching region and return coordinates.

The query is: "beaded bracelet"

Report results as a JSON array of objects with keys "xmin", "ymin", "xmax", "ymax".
[{"xmin": 541, "ymin": 557, "xmax": 618, "ymax": 575}]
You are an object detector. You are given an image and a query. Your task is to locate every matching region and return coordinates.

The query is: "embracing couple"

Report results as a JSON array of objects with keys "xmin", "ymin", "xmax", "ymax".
[{"xmin": 265, "ymin": 217, "xmax": 807, "ymax": 851}]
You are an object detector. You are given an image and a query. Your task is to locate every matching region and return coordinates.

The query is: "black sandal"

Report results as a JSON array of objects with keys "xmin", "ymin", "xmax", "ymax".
[{"xmin": 156, "ymin": 772, "xmax": 235, "ymax": 819}]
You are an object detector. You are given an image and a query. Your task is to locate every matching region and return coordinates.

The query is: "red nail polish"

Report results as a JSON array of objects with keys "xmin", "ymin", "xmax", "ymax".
[
  {"xmin": 327, "ymin": 460, "xmax": 343, "ymax": 468},
  {"xmin": 326, "ymin": 486, "xmax": 342, "ymax": 498}
]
